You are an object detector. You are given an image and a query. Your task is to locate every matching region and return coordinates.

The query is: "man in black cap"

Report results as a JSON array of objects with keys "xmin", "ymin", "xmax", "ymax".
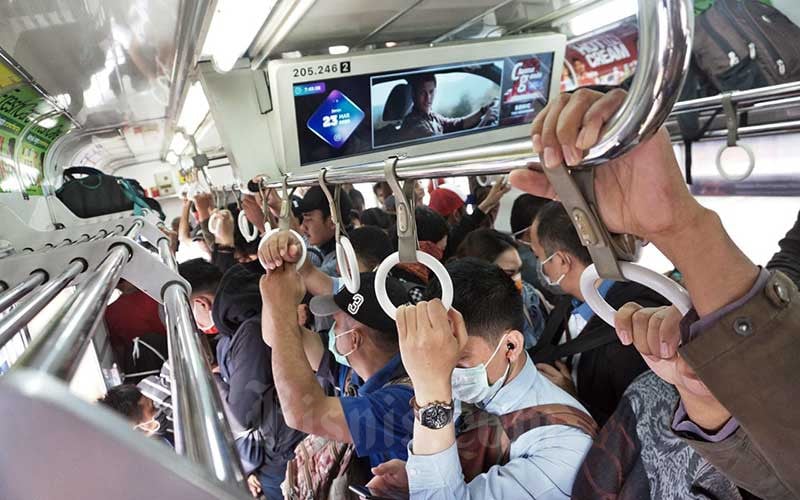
[
  {"xmin": 295, "ymin": 184, "xmax": 353, "ymax": 276},
  {"xmin": 260, "ymin": 268, "xmax": 415, "ymax": 468}
]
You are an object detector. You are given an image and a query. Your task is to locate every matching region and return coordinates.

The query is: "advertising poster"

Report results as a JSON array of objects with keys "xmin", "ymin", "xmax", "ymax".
[{"xmin": 561, "ymin": 16, "xmax": 638, "ymax": 91}]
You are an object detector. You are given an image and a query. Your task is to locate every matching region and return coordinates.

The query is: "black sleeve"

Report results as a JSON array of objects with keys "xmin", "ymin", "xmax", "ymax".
[
  {"xmin": 212, "ymin": 246, "xmax": 236, "ymax": 274},
  {"xmin": 767, "ymin": 210, "xmax": 800, "ymax": 288},
  {"xmin": 226, "ymin": 323, "xmax": 272, "ymax": 429},
  {"xmin": 444, "ymin": 208, "xmax": 488, "ymax": 259}
]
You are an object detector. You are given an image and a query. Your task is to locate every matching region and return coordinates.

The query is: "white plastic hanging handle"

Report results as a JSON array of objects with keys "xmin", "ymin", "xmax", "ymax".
[
  {"xmin": 375, "ymin": 251, "xmax": 454, "ymax": 320},
  {"xmin": 716, "ymin": 143, "xmax": 755, "ymax": 182},
  {"xmin": 208, "ymin": 211, "xmax": 223, "ymax": 235},
  {"xmin": 580, "ymin": 262, "xmax": 692, "ymax": 328},
  {"xmin": 337, "ymin": 237, "xmax": 361, "ymax": 293},
  {"xmin": 238, "ymin": 210, "xmax": 259, "ymax": 242},
  {"xmin": 258, "ymin": 228, "xmax": 307, "ymax": 270}
]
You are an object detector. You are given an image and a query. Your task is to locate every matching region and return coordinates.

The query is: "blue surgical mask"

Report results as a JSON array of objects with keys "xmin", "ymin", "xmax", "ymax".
[
  {"xmin": 451, "ymin": 335, "xmax": 511, "ymax": 405},
  {"xmin": 327, "ymin": 323, "xmax": 356, "ymax": 367},
  {"xmin": 536, "ymin": 252, "xmax": 567, "ymax": 295}
]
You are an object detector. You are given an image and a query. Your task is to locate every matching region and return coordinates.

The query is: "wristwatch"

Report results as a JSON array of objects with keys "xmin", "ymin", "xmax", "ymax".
[{"xmin": 410, "ymin": 397, "xmax": 454, "ymax": 430}]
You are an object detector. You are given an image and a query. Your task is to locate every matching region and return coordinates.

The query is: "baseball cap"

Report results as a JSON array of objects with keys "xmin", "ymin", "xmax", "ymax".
[
  {"xmin": 428, "ymin": 188, "xmax": 464, "ymax": 217},
  {"xmin": 309, "ymin": 272, "xmax": 409, "ymax": 335},
  {"xmin": 295, "ymin": 185, "xmax": 353, "ymax": 218}
]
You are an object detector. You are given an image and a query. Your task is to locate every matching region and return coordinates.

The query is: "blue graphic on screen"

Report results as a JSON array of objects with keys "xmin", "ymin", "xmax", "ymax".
[{"xmin": 306, "ymin": 89, "xmax": 365, "ymax": 149}]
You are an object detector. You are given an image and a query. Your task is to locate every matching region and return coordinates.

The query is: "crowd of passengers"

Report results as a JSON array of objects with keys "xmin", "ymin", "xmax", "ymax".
[{"xmin": 99, "ymin": 89, "xmax": 800, "ymax": 500}]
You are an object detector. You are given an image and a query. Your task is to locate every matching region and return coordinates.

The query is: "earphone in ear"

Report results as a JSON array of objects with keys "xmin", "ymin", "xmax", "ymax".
[{"xmin": 506, "ymin": 342, "xmax": 515, "ymax": 351}]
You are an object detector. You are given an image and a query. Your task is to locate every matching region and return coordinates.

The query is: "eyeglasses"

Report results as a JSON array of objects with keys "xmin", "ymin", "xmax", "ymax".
[{"xmin": 509, "ymin": 225, "xmax": 532, "ymax": 247}]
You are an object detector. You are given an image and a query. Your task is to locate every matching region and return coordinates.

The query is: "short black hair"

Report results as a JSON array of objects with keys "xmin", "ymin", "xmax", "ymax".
[
  {"xmin": 409, "ymin": 73, "xmax": 437, "ymax": 92},
  {"xmin": 373, "ymin": 181, "xmax": 390, "ymax": 196},
  {"xmin": 534, "ymin": 201, "xmax": 591, "ymax": 265},
  {"xmin": 415, "ymin": 206, "xmax": 449, "ymax": 244},
  {"xmin": 425, "ymin": 258, "xmax": 524, "ymax": 344},
  {"xmin": 360, "ymin": 207, "xmax": 393, "ymax": 230},
  {"xmin": 178, "ymin": 258, "xmax": 223, "ymax": 296},
  {"xmin": 348, "ymin": 188, "xmax": 365, "ymax": 213},
  {"xmin": 456, "ymin": 229, "xmax": 516, "ymax": 263},
  {"xmin": 510, "ymin": 194, "xmax": 550, "ymax": 235},
  {"xmin": 99, "ymin": 384, "xmax": 144, "ymax": 422},
  {"xmin": 350, "ymin": 226, "xmax": 393, "ymax": 270}
]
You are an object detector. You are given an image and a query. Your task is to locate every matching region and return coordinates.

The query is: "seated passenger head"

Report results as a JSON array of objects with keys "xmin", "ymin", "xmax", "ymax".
[
  {"xmin": 310, "ymin": 272, "xmax": 409, "ymax": 371},
  {"xmin": 425, "ymin": 258, "xmax": 526, "ymax": 403},
  {"xmin": 409, "ymin": 73, "xmax": 437, "ymax": 114},
  {"xmin": 297, "ymin": 184, "xmax": 353, "ymax": 246},
  {"xmin": 349, "ymin": 226, "xmax": 393, "ymax": 272},
  {"xmin": 510, "ymin": 194, "xmax": 550, "ymax": 245},
  {"xmin": 99, "ymin": 384, "xmax": 159, "ymax": 435},
  {"xmin": 178, "ymin": 258, "xmax": 223, "ymax": 332},
  {"xmin": 531, "ymin": 201, "xmax": 591, "ymax": 298},
  {"xmin": 428, "ymin": 188, "xmax": 464, "ymax": 225},
  {"xmin": 455, "ymin": 228, "xmax": 522, "ymax": 286},
  {"xmin": 415, "ymin": 206, "xmax": 449, "ymax": 253}
]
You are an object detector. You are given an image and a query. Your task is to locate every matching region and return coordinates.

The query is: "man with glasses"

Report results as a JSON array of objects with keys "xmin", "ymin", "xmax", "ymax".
[
  {"xmin": 528, "ymin": 201, "xmax": 668, "ymax": 426},
  {"xmin": 509, "ymin": 194, "xmax": 551, "ymax": 293}
]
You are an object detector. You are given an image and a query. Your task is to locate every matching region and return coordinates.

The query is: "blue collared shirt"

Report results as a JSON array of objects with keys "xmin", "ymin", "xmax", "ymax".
[
  {"xmin": 334, "ymin": 354, "xmax": 415, "ymax": 468},
  {"xmin": 406, "ymin": 356, "xmax": 593, "ymax": 499}
]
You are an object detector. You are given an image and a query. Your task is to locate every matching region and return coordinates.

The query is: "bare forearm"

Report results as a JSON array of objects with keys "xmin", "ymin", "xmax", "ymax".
[
  {"xmin": 299, "ymin": 260, "xmax": 334, "ymax": 296},
  {"xmin": 178, "ymin": 207, "xmax": 192, "ymax": 244},
  {"xmin": 652, "ymin": 208, "xmax": 759, "ymax": 317},
  {"xmin": 677, "ymin": 387, "xmax": 731, "ymax": 431}
]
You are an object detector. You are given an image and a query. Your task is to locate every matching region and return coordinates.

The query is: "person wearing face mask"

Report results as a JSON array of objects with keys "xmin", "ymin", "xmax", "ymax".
[
  {"xmin": 369, "ymin": 258, "xmax": 595, "ymax": 499},
  {"xmin": 259, "ymin": 268, "xmax": 415, "ymax": 473},
  {"xmin": 455, "ymin": 228, "xmax": 547, "ymax": 349},
  {"xmin": 528, "ymin": 202, "xmax": 669, "ymax": 426},
  {"xmin": 177, "ymin": 258, "xmax": 305, "ymax": 499},
  {"xmin": 98, "ymin": 384, "xmax": 170, "ymax": 446}
]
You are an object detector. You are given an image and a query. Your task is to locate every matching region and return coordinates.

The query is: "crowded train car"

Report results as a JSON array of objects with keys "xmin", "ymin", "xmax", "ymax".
[{"xmin": 1, "ymin": 0, "xmax": 799, "ymax": 499}]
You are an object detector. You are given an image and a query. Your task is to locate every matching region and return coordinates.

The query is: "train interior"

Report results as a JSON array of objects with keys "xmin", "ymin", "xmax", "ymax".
[{"xmin": 0, "ymin": 1, "xmax": 799, "ymax": 499}]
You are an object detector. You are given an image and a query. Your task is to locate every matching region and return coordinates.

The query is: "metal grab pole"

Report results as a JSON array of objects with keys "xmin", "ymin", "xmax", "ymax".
[
  {"xmin": 13, "ymin": 221, "xmax": 143, "ymax": 378},
  {"xmin": 0, "ymin": 261, "xmax": 85, "ymax": 350},
  {"xmin": 157, "ymin": 237, "xmax": 245, "ymax": 488},
  {"xmin": 670, "ymin": 81, "xmax": 800, "ymax": 116},
  {"xmin": 0, "ymin": 270, "xmax": 47, "ymax": 313},
  {"xmin": 261, "ymin": 0, "xmax": 692, "ymax": 190}
]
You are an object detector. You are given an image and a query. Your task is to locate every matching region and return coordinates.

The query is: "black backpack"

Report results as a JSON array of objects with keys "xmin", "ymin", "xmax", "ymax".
[{"xmin": 56, "ymin": 166, "xmax": 165, "ymax": 220}]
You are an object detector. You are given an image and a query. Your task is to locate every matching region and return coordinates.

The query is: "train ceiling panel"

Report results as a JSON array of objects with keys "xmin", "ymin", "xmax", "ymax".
[
  {"xmin": 0, "ymin": 0, "xmax": 179, "ymax": 131},
  {"xmin": 263, "ymin": 0, "xmax": 594, "ymax": 57}
]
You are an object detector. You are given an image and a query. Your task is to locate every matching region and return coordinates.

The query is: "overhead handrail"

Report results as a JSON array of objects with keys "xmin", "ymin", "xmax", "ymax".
[
  {"xmin": 237, "ymin": 182, "xmax": 261, "ymax": 243},
  {"xmin": 318, "ymin": 169, "xmax": 360, "ymax": 293},
  {"xmin": 0, "ymin": 270, "xmax": 48, "ymax": 314},
  {"xmin": 670, "ymin": 81, "xmax": 800, "ymax": 116},
  {"xmin": 258, "ymin": 175, "xmax": 306, "ymax": 270},
  {"xmin": 375, "ymin": 157, "xmax": 453, "ymax": 320},
  {"xmin": 715, "ymin": 93, "xmax": 756, "ymax": 182}
]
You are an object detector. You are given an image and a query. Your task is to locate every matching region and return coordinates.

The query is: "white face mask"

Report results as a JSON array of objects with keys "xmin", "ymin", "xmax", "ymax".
[
  {"xmin": 134, "ymin": 413, "xmax": 162, "ymax": 436},
  {"xmin": 451, "ymin": 335, "xmax": 511, "ymax": 405},
  {"xmin": 328, "ymin": 323, "xmax": 356, "ymax": 367},
  {"xmin": 536, "ymin": 252, "xmax": 567, "ymax": 295}
]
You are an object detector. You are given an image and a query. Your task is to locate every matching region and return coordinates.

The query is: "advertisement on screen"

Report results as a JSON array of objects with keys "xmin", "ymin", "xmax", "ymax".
[
  {"xmin": 561, "ymin": 16, "xmax": 638, "ymax": 91},
  {"xmin": 292, "ymin": 52, "xmax": 554, "ymax": 166}
]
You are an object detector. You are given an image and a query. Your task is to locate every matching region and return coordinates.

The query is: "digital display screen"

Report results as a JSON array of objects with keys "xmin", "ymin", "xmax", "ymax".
[{"xmin": 292, "ymin": 52, "xmax": 554, "ymax": 166}]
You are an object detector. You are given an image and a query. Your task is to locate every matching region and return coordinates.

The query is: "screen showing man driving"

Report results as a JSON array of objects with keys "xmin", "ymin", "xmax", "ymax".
[{"xmin": 292, "ymin": 52, "xmax": 554, "ymax": 166}]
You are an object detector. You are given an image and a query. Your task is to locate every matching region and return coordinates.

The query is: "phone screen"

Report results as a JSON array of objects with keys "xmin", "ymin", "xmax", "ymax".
[{"xmin": 347, "ymin": 484, "xmax": 406, "ymax": 499}]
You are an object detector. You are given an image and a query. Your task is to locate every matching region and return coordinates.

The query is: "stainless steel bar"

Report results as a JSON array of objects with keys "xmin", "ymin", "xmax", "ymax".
[
  {"xmin": 13, "ymin": 111, "xmax": 62, "ymax": 200},
  {"xmin": 0, "ymin": 271, "xmax": 47, "ymax": 313},
  {"xmin": 249, "ymin": 0, "xmax": 317, "ymax": 68},
  {"xmin": 162, "ymin": 283, "xmax": 245, "ymax": 487},
  {"xmin": 160, "ymin": 0, "xmax": 217, "ymax": 158},
  {"xmin": 13, "ymin": 222, "xmax": 144, "ymax": 378},
  {"xmin": 157, "ymin": 233, "xmax": 244, "ymax": 487},
  {"xmin": 263, "ymin": 0, "xmax": 692, "ymax": 188},
  {"xmin": 670, "ymin": 82, "xmax": 800, "ymax": 116},
  {"xmin": 0, "ymin": 261, "xmax": 85, "ymax": 350},
  {"xmin": 670, "ymin": 119, "xmax": 800, "ymax": 142}
]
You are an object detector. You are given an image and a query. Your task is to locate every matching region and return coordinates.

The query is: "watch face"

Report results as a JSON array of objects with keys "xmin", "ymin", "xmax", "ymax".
[{"xmin": 420, "ymin": 405, "xmax": 452, "ymax": 429}]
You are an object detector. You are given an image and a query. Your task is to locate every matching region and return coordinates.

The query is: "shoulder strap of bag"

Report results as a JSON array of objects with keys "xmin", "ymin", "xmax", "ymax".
[
  {"xmin": 498, "ymin": 403, "xmax": 598, "ymax": 442},
  {"xmin": 62, "ymin": 166, "xmax": 104, "ymax": 181},
  {"xmin": 529, "ymin": 296, "xmax": 573, "ymax": 361}
]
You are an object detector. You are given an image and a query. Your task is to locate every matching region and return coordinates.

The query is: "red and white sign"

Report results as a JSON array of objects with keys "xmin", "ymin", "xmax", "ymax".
[{"xmin": 561, "ymin": 16, "xmax": 639, "ymax": 91}]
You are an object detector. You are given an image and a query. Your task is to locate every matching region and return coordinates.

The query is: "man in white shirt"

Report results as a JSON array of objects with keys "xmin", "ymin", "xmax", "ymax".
[{"xmin": 369, "ymin": 258, "xmax": 595, "ymax": 499}]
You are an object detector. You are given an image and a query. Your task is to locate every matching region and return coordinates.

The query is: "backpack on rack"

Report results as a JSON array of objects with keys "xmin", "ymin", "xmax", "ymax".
[
  {"xmin": 55, "ymin": 166, "xmax": 165, "ymax": 220},
  {"xmin": 676, "ymin": 0, "xmax": 800, "ymax": 180}
]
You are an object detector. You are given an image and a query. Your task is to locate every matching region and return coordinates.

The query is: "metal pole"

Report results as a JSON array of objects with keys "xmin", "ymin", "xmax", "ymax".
[
  {"xmin": 12, "ymin": 221, "xmax": 143, "ymax": 378},
  {"xmin": 158, "ymin": 234, "xmax": 244, "ymax": 487},
  {"xmin": 670, "ymin": 82, "xmax": 800, "ymax": 115},
  {"xmin": 249, "ymin": 0, "xmax": 317, "ymax": 69},
  {"xmin": 263, "ymin": 0, "xmax": 692, "ymax": 189},
  {"xmin": 0, "ymin": 261, "xmax": 85, "ymax": 350},
  {"xmin": 0, "ymin": 270, "xmax": 47, "ymax": 314},
  {"xmin": 670, "ymin": 119, "xmax": 800, "ymax": 143}
]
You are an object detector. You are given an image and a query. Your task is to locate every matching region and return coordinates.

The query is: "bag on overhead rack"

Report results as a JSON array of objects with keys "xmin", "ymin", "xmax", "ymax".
[{"xmin": 55, "ymin": 166, "xmax": 165, "ymax": 220}]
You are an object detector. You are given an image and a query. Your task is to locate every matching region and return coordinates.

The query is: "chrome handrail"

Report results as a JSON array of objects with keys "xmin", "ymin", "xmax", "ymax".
[
  {"xmin": 261, "ymin": 0, "xmax": 693, "ymax": 189},
  {"xmin": 0, "ymin": 270, "xmax": 47, "ymax": 314}
]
